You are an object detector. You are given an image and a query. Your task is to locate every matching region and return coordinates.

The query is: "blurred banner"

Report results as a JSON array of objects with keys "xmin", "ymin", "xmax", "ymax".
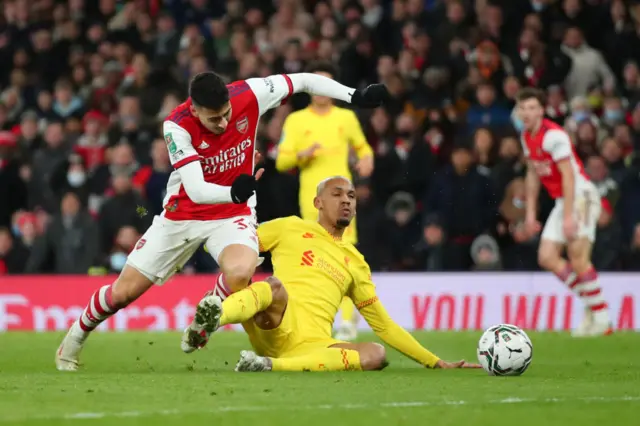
[{"xmin": 0, "ymin": 274, "xmax": 637, "ymax": 331}]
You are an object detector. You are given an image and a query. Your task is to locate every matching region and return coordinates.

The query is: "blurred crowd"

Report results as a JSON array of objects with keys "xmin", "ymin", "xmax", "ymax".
[{"xmin": 3, "ymin": 0, "xmax": 640, "ymax": 275}]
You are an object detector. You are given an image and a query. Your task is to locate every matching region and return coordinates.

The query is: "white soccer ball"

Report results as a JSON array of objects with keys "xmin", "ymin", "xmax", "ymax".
[{"xmin": 477, "ymin": 324, "xmax": 533, "ymax": 376}]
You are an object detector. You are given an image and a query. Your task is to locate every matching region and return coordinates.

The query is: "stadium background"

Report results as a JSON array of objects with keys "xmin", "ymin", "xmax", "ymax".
[{"xmin": 1, "ymin": 0, "xmax": 640, "ymax": 276}]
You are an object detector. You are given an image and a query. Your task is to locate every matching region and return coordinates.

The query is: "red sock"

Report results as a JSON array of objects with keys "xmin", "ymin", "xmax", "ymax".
[
  {"xmin": 78, "ymin": 284, "xmax": 118, "ymax": 332},
  {"xmin": 570, "ymin": 266, "xmax": 608, "ymax": 313},
  {"xmin": 213, "ymin": 274, "xmax": 231, "ymax": 300}
]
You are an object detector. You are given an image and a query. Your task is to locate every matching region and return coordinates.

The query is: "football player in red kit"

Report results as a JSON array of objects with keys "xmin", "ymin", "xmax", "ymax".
[
  {"xmin": 517, "ymin": 88, "xmax": 612, "ymax": 337},
  {"xmin": 55, "ymin": 71, "xmax": 389, "ymax": 370}
]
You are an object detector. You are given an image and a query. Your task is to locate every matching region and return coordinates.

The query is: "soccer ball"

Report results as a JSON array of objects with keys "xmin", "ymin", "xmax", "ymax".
[{"xmin": 477, "ymin": 324, "xmax": 533, "ymax": 376}]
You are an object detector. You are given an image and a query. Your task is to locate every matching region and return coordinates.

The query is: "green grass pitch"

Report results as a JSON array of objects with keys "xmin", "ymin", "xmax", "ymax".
[{"xmin": 0, "ymin": 331, "xmax": 638, "ymax": 425}]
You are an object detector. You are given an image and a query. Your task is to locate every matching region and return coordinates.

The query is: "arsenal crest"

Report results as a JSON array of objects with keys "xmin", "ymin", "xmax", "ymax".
[
  {"xmin": 236, "ymin": 116, "xmax": 249, "ymax": 134},
  {"xmin": 136, "ymin": 238, "xmax": 146, "ymax": 250}
]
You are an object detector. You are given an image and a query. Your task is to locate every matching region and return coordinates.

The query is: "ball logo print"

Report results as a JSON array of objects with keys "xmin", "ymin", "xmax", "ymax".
[{"xmin": 236, "ymin": 116, "xmax": 249, "ymax": 134}]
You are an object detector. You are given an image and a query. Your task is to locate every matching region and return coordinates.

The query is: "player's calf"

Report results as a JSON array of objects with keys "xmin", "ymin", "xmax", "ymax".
[
  {"xmin": 332, "ymin": 342, "xmax": 388, "ymax": 371},
  {"xmin": 217, "ymin": 244, "xmax": 260, "ymax": 293},
  {"xmin": 56, "ymin": 265, "xmax": 154, "ymax": 371},
  {"xmin": 537, "ymin": 240, "xmax": 564, "ymax": 273}
]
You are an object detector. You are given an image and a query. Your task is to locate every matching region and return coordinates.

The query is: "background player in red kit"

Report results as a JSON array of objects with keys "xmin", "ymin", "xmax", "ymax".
[
  {"xmin": 55, "ymin": 71, "xmax": 389, "ymax": 371},
  {"xmin": 517, "ymin": 88, "xmax": 612, "ymax": 337}
]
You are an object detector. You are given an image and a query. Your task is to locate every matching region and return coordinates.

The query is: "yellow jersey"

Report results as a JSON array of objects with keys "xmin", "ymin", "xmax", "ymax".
[
  {"xmin": 258, "ymin": 216, "xmax": 440, "ymax": 367},
  {"xmin": 275, "ymin": 106, "xmax": 373, "ymax": 244}
]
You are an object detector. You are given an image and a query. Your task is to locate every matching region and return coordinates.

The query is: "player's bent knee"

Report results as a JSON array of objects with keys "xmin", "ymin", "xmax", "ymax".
[
  {"xmin": 359, "ymin": 343, "xmax": 387, "ymax": 371},
  {"xmin": 224, "ymin": 264, "xmax": 256, "ymax": 292}
]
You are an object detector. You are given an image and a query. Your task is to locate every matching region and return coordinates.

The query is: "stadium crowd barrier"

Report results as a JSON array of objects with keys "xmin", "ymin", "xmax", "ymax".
[{"xmin": 0, "ymin": 273, "xmax": 637, "ymax": 331}]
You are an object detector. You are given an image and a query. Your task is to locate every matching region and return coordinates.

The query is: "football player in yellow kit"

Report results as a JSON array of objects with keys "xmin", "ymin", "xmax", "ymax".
[{"xmin": 185, "ymin": 176, "xmax": 480, "ymax": 371}]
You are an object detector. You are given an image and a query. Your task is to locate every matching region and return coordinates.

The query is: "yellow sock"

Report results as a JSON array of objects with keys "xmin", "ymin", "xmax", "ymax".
[
  {"xmin": 271, "ymin": 348, "xmax": 362, "ymax": 372},
  {"xmin": 219, "ymin": 281, "xmax": 273, "ymax": 326},
  {"xmin": 340, "ymin": 297, "xmax": 356, "ymax": 324}
]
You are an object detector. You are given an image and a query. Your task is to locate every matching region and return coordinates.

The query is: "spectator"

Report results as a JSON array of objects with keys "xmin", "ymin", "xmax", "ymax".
[
  {"xmin": 98, "ymin": 171, "xmax": 151, "ymax": 254},
  {"xmin": 425, "ymin": 144, "xmax": 496, "ymax": 270},
  {"xmin": 28, "ymin": 121, "xmax": 69, "ymax": 212},
  {"xmin": 561, "ymin": 27, "xmax": 615, "ymax": 99},
  {"xmin": 622, "ymin": 224, "xmax": 640, "ymax": 271},
  {"xmin": 465, "ymin": 82, "xmax": 511, "ymax": 134},
  {"xmin": 144, "ymin": 139, "xmax": 172, "ymax": 216},
  {"xmin": 0, "ymin": 132, "xmax": 27, "ymax": 228},
  {"xmin": 0, "ymin": 227, "xmax": 29, "ymax": 274},
  {"xmin": 25, "ymin": 191, "xmax": 99, "ymax": 273},
  {"xmin": 586, "ymin": 156, "xmax": 621, "ymax": 271}
]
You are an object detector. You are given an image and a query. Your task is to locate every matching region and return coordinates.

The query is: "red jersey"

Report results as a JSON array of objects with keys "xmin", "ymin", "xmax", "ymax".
[
  {"xmin": 161, "ymin": 75, "xmax": 294, "ymax": 221},
  {"xmin": 521, "ymin": 119, "xmax": 590, "ymax": 199}
]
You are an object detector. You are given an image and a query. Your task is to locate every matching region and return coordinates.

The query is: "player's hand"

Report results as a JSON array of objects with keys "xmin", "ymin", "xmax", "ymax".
[
  {"xmin": 563, "ymin": 215, "xmax": 578, "ymax": 240},
  {"xmin": 298, "ymin": 143, "xmax": 321, "ymax": 161},
  {"xmin": 350, "ymin": 84, "xmax": 390, "ymax": 108},
  {"xmin": 434, "ymin": 359, "xmax": 482, "ymax": 369},
  {"xmin": 230, "ymin": 170, "xmax": 263, "ymax": 204},
  {"xmin": 355, "ymin": 155, "xmax": 374, "ymax": 177},
  {"xmin": 254, "ymin": 150, "xmax": 263, "ymax": 165},
  {"xmin": 524, "ymin": 216, "xmax": 541, "ymax": 238}
]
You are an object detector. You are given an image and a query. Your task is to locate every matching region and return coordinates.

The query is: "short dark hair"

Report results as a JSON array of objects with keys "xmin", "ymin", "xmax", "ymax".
[
  {"xmin": 305, "ymin": 61, "xmax": 338, "ymax": 79},
  {"xmin": 189, "ymin": 72, "xmax": 229, "ymax": 110},
  {"xmin": 515, "ymin": 87, "xmax": 546, "ymax": 106}
]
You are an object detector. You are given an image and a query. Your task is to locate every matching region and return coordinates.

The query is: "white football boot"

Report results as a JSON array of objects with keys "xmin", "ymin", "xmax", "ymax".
[
  {"xmin": 334, "ymin": 322, "xmax": 358, "ymax": 342},
  {"xmin": 571, "ymin": 308, "xmax": 593, "ymax": 337},
  {"xmin": 572, "ymin": 308, "xmax": 613, "ymax": 337},
  {"xmin": 55, "ymin": 321, "xmax": 87, "ymax": 371},
  {"xmin": 181, "ymin": 294, "xmax": 223, "ymax": 353},
  {"xmin": 235, "ymin": 350, "xmax": 272, "ymax": 372}
]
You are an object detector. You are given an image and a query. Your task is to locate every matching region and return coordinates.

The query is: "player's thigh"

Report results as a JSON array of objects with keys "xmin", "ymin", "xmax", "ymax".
[
  {"xmin": 575, "ymin": 186, "xmax": 601, "ymax": 243},
  {"xmin": 541, "ymin": 202, "xmax": 565, "ymax": 245},
  {"xmin": 126, "ymin": 216, "xmax": 202, "ymax": 285},
  {"xmin": 245, "ymin": 297, "xmax": 298, "ymax": 358},
  {"xmin": 329, "ymin": 342, "xmax": 388, "ymax": 371},
  {"xmin": 205, "ymin": 215, "xmax": 259, "ymax": 290}
]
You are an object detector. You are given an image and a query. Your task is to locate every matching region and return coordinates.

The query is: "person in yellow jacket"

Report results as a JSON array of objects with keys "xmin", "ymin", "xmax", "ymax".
[{"xmin": 275, "ymin": 62, "xmax": 374, "ymax": 341}]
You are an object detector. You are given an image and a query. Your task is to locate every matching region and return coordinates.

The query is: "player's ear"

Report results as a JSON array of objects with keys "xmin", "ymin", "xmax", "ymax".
[{"xmin": 313, "ymin": 196, "xmax": 321, "ymax": 209}]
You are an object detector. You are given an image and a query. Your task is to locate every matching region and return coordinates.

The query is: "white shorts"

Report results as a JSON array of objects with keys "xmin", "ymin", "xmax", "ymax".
[
  {"xmin": 127, "ymin": 214, "xmax": 258, "ymax": 285},
  {"xmin": 541, "ymin": 182, "xmax": 601, "ymax": 244}
]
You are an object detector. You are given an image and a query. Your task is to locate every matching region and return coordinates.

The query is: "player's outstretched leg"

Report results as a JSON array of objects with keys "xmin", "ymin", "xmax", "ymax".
[
  {"xmin": 55, "ymin": 265, "xmax": 154, "ymax": 371},
  {"xmin": 235, "ymin": 343, "xmax": 386, "ymax": 372},
  {"xmin": 334, "ymin": 297, "xmax": 358, "ymax": 342},
  {"xmin": 181, "ymin": 279, "xmax": 275, "ymax": 353},
  {"xmin": 566, "ymin": 238, "xmax": 612, "ymax": 337}
]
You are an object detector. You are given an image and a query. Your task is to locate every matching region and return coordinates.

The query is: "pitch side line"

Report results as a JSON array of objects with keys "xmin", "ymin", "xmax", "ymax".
[{"xmin": 2, "ymin": 396, "xmax": 639, "ymax": 422}]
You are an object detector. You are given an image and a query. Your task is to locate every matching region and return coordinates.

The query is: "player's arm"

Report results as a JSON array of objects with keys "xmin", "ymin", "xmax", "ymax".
[
  {"xmin": 349, "ymin": 264, "xmax": 440, "ymax": 368},
  {"xmin": 246, "ymin": 74, "xmax": 386, "ymax": 115},
  {"xmin": 346, "ymin": 110, "xmax": 374, "ymax": 177},
  {"xmin": 275, "ymin": 115, "xmax": 301, "ymax": 172},
  {"xmin": 544, "ymin": 130, "xmax": 576, "ymax": 222},
  {"xmin": 163, "ymin": 121, "xmax": 233, "ymax": 204},
  {"xmin": 525, "ymin": 160, "xmax": 540, "ymax": 223}
]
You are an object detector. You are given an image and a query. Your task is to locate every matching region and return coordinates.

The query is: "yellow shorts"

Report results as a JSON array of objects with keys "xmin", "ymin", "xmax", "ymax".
[{"xmin": 243, "ymin": 298, "xmax": 343, "ymax": 358}]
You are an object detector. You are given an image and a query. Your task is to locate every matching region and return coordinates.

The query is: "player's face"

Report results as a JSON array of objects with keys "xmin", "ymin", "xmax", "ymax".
[
  {"xmin": 517, "ymin": 98, "xmax": 544, "ymax": 131},
  {"xmin": 191, "ymin": 102, "xmax": 232, "ymax": 134},
  {"xmin": 317, "ymin": 179, "xmax": 356, "ymax": 228}
]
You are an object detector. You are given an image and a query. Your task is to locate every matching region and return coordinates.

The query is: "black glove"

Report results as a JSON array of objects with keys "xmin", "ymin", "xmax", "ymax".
[
  {"xmin": 350, "ymin": 84, "xmax": 390, "ymax": 108},
  {"xmin": 230, "ymin": 174, "xmax": 257, "ymax": 204}
]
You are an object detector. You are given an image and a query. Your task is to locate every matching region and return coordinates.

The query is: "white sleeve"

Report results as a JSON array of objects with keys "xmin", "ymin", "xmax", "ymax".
[
  {"xmin": 246, "ymin": 73, "xmax": 354, "ymax": 115},
  {"xmin": 177, "ymin": 162, "xmax": 233, "ymax": 204},
  {"xmin": 163, "ymin": 121, "xmax": 199, "ymax": 169},
  {"xmin": 542, "ymin": 129, "xmax": 573, "ymax": 162},
  {"xmin": 162, "ymin": 121, "xmax": 233, "ymax": 204}
]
